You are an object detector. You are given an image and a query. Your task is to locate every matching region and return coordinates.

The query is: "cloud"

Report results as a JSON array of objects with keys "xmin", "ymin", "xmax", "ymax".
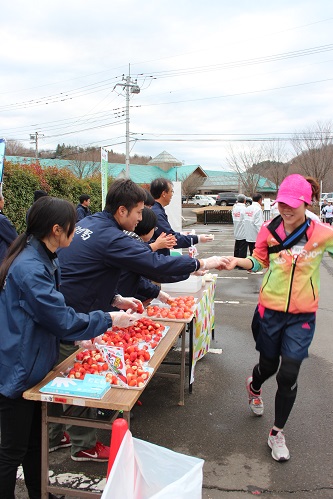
[{"xmin": 1, "ymin": 0, "xmax": 333, "ymax": 167}]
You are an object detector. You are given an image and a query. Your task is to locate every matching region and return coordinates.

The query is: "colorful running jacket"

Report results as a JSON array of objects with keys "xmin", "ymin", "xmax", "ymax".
[{"xmin": 249, "ymin": 217, "xmax": 333, "ymax": 314}]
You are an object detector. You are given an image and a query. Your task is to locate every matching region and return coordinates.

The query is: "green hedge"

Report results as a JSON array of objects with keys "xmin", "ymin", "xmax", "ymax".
[{"xmin": 2, "ymin": 161, "xmax": 110, "ymax": 234}]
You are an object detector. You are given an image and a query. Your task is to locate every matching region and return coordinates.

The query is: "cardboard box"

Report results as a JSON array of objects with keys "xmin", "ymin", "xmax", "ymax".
[
  {"xmin": 161, "ymin": 275, "xmax": 203, "ymax": 293},
  {"xmin": 40, "ymin": 374, "xmax": 111, "ymax": 399}
]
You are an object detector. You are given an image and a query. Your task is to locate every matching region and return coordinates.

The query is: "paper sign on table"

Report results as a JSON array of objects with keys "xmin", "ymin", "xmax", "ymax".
[{"xmin": 97, "ymin": 344, "xmax": 127, "ymax": 387}]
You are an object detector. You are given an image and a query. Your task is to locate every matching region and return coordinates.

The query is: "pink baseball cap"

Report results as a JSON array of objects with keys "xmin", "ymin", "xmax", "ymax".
[{"xmin": 275, "ymin": 174, "xmax": 312, "ymax": 208}]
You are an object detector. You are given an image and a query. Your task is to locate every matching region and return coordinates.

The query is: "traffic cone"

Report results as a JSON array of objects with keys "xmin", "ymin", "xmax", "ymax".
[{"xmin": 106, "ymin": 418, "xmax": 129, "ymax": 478}]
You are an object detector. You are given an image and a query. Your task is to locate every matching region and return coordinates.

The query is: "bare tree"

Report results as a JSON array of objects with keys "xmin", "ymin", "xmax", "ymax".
[
  {"xmin": 226, "ymin": 143, "xmax": 266, "ymax": 196},
  {"xmin": 180, "ymin": 173, "xmax": 205, "ymax": 200},
  {"xmin": 290, "ymin": 121, "xmax": 333, "ymax": 185},
  {"xmin": 69, "ymin": 148, "xmax": 101, "ymax": 178},
  {"xmin": 5, "ymin": 139, "xmax": 33, "ymax": 157},
  {"xmin": 263, "ymin": 140, "xmax": 291, "ymax": 189}
]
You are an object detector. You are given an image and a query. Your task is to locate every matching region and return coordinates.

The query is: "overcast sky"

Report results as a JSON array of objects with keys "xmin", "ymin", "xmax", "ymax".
[{"xmin": 1, "ymin": 0, "xmax": 333, "ymax": 169}]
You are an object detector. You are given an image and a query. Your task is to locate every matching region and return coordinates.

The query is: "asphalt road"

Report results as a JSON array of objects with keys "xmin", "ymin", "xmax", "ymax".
[{"xmin": 15, "ymin": 216, "xmax": 333, "ymax": 498}]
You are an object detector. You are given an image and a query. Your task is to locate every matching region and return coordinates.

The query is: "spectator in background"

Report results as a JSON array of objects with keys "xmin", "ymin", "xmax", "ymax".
[
  {"xmin": 26, "ymin": 189, "xmax": 48, "ymax": 222},
  {"xmin": 232, "ymin": 194, "xmax": 247, "ymax": 260},
  {"xmin": 76, "ymin": 194, "xmax": 92, "ymax": 222},
  {"xmin": 244, "ymin": 193, "xmax": 264, "ymax": 256},
  {"xmin": 150, "ymin": 178, "xmax": 214, "ymax": 256},
  {"xmin": 0, "ymin": 194, "xmax": 18, "ymax": 264},
  {"xmin": 34, "ymin": 189, "xmax": 48, "ymax": 200},
  {"xmin": 321, "ymin": 199, "xmax": 328, "ymax": 222},
  {"xmin": 322, "ymin": 199, "xmax": 333, "ymax": 225}
]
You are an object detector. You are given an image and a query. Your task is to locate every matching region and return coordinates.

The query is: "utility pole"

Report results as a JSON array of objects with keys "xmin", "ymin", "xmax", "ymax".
[
  {"xmin": 29, "ymin": 132, "xmax": 44, "ymax": 160},
  {"xmin": 113, "ymin": 66, "xmax": 140, "ymax": 178}
]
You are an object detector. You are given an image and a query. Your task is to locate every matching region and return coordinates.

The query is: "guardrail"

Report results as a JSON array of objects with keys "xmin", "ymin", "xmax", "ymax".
[{"xmin": 203, "ymin": 210, "xmax": 233, "ymax": 224}]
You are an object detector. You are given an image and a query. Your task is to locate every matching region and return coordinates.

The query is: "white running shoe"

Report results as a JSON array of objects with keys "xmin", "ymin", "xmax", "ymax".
[
  {"xmin": 246, "ymin": 376, "xmax": 264, "ymax": 416},
  {"xmin": 268, "ymin": 431, "xmax": 290, "ymax": 462}
]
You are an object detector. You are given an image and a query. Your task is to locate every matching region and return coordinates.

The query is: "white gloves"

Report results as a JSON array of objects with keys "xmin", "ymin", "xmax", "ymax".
[
  {"xmin": 157, "ymin": 290, "xmax": 172, "ymax": 303},
  {"xmin": 199, "ymin": 234, "xmax": 214, "ymax": 243},
  {"xmin": 112, "ymin": 294, "xmax": 143, "ymax": 313},
  {"xmin": 201, "ymin": 256, "xmax": 229, "ymax": 270},
  {"xmin": 109, "ymin": 311, "xmax": 138, "ymax": 328},
  {"xmin": 75, "ymin": 339, "xmax": 95, "ymax": 349}
]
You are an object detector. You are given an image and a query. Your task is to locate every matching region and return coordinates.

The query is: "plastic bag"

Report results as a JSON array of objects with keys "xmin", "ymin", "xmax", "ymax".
[{"xmin": 102, "ymin": 430, "xmax": 204, "ymax": 499}]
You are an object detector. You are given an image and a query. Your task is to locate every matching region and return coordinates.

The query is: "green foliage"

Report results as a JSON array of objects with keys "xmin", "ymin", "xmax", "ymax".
[{"xmin": 2, "ymin": 161, "xmax": 110, "ymax": 234}]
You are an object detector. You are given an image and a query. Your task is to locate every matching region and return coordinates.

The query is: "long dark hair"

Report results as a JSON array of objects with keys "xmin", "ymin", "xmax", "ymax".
[{"xmin": 0, "ymin": 197, "xmax": 76, "ymax": 289}]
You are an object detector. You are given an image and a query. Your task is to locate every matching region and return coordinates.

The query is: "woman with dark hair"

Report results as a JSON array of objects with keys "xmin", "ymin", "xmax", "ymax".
[{"xmin": 0, "ymin": 196, "xmax": 135, "ymax": 499}]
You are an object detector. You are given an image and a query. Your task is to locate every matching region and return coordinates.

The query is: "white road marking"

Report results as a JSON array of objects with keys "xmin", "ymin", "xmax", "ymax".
[
  {"xmin": 215, "ymin": 300, "xmax": 240, "ymax": 304},
  {"xmin": 216, "ymin": 276, "xmax": 248, "ymax": 279}
]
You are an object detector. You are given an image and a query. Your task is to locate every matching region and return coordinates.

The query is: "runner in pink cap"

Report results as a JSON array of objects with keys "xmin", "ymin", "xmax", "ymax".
[
  {"xmin": 275, "ymin": 174, "xmax": 312, "ymax": 208},
  {"xmin": 223, "ymin": 175, "xmax": 333, "ymax": 463}
]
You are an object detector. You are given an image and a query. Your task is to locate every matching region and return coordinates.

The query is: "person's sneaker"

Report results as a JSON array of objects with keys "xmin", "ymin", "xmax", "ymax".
[
  {"xmin": 246, "ymin": 376, "xmax": 264, "ymax": 416},
  {"xmin": 71, "ymin": 441, "xmax": 110, "ymax": 462},
  {"xmin": 268, "ymin": 430, "xmax": 290, "ymax": 462},
  {"xmin": 49, "ymin": 431, "xmax": 71, "ymax": 452}
]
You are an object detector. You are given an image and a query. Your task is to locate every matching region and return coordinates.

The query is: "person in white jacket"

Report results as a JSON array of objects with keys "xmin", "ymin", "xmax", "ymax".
[
  {"xmin": 244, "ymin": 193, "xmax": 264, "ymax": 255},
  {"xmin": 232, "ymin": 194, "xmax": 247, "ymax": 258}
]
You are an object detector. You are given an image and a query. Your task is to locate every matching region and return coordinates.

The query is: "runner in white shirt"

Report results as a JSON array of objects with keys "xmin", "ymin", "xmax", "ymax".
[
  {"xmin": 232, "ymin": 194, "xmax": 247, "ymax": 259},
  {"xmin": 244, "ymin": 193, "xmax": 264, "ymax": 255},
  {"xmin": 322, "ymin": 200, "xmax": 333, "ymax": 225}
]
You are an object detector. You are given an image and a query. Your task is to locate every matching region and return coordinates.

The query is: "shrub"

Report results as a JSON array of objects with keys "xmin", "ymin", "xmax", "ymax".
[{"xmin": 2, "ymin": 161, "xmax": 108, "ymax": 233}]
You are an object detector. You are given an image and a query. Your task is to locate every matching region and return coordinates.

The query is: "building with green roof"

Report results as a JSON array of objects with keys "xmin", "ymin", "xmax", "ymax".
[{"xmin": 5, "ymin": 151, "xmax": 276, "ymax": 195}]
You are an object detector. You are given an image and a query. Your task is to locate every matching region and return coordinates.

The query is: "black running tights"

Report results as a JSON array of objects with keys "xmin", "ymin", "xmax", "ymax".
[{"xmin": 252, "ymin": 354, "xmax": 302, "ymax": 429}]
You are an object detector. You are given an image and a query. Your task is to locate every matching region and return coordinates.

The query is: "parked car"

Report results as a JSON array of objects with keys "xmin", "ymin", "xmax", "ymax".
[
  {"xmin": 192, "ymin": 195, "xmax": 216, "ymax": 206},
  {"xmin": 215, "ymin": 192, "xmax": 252, "ymax": 206},
  {"xmin": 182, "ymin": 195, "xmax": 193, "ymax": 203},
  {"xmin": 321, "ymin": 192, "xmax": 333, "ymax": 202}
]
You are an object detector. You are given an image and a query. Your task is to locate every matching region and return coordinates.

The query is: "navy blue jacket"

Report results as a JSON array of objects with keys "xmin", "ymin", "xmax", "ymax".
[
  {"xmin": 0, "ymin": 236, "xmax": 112, "ymax": 398},
  {"xmin": 116, "ymin": 272, "xmax": 160, "ymax": 303},
  {"xmin": 58, "ymin": 211, "xmax": 199, "ymax": 313},
  {"xmin": 0, "ymin": 212, "xmax": 18, "ymax": 264},
  {"xmin": 76, "ymin": 204, "xmax": 92, "ymax": 222},
  {"xmin": 151, "ymin": 202, "xmax": 199, "ymax": 256}
]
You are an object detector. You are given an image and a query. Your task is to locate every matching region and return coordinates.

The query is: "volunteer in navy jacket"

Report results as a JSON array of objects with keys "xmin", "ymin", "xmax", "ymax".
[
  {"xmin": 0, "ymin": 196, "xmax": 135, "ymax": 499},
  {"xmin": 150, "ymin": 178, "xmax": 214, "ymax": 256},
  {"xmin": 0, "ymin": 194, "xmax": 18, "ymax": 264},
  {"xmin": 58, "ymin": 179, "xmax": 225, "ymax": 314},
  {"xmin": 76, "ymin": 193, "xmax": 92, "ymax": 222}
]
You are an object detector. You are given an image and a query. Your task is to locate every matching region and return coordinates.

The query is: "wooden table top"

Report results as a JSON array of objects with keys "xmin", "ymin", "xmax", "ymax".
[{"xmin": 23, "ymin": 321, "xmax": 185, "ymax": 412}]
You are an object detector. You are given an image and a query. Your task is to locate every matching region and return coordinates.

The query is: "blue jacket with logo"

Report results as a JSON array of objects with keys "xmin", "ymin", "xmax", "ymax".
[
  {"xmin": 58, "ymin": 211, "xmax": 199, "ymax": 313},
  {"xmin": 0, "ymin": 236, "xmax": 112, "ymax": 398},
  {"xmin": 151, "ymin": 202, "xmax": 199, "ymax": 256}
]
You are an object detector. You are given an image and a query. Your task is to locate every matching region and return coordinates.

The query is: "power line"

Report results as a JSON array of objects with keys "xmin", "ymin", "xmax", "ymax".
[
  {"xmin": 1, "ymin": 43, "xmax": 332, "ymax": 113},
  {"xmin": 137, "ymin": 77, "xmax": 333, "ymax": 107}
]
